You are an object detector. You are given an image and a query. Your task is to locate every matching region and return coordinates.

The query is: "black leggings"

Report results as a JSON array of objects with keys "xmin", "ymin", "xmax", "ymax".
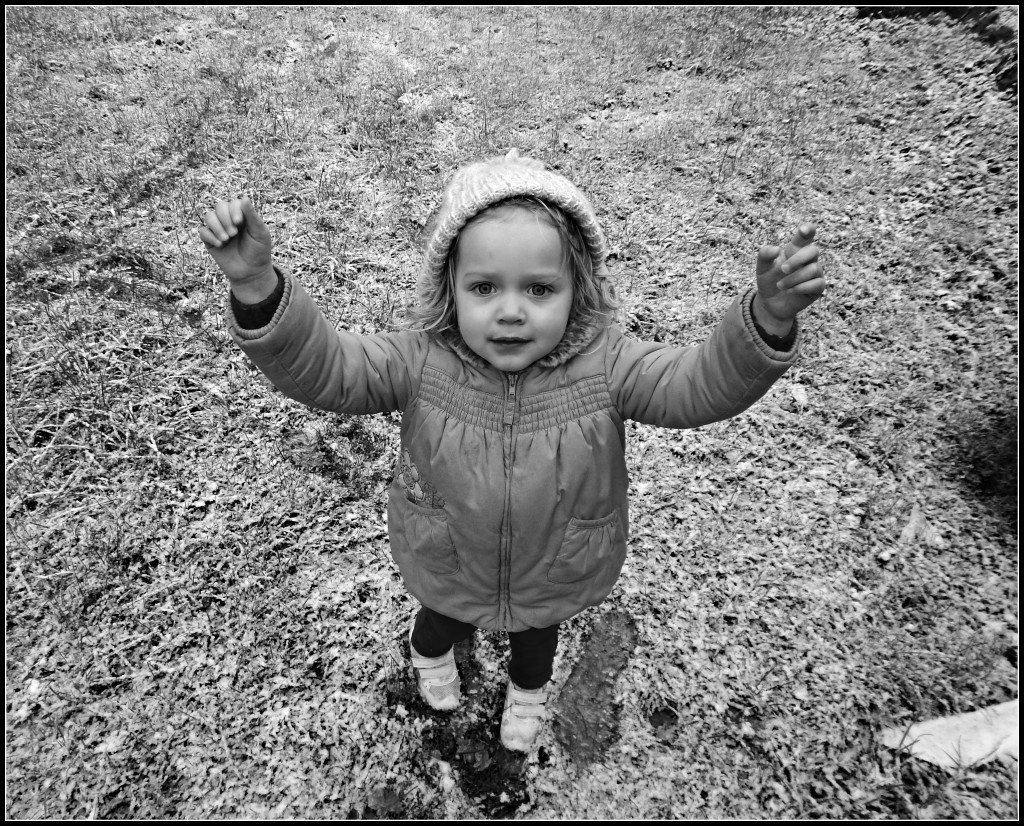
[{"xmin": 411, "ymin": 605, "xmax": 559, "ymax": 690}]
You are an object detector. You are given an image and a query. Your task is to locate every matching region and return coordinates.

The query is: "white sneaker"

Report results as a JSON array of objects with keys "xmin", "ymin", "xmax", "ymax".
[
  {"xmin": 500, "ymin": 680, "xmax": 549, "ymax": 751},
  {"xmin": 409, "ymin": 627, "xmax": 461, "ymax": 711}
]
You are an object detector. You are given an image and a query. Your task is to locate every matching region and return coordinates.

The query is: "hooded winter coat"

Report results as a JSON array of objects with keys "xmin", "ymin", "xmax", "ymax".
[{"xmin": 227, "ymin": 272, "xmax": 798, "ymax": 633}]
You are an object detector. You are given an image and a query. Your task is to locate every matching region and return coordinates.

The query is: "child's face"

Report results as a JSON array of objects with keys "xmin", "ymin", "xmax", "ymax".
[{"xmin": 453, "ymin": 207, "xmax": 573, "ymax": 372}]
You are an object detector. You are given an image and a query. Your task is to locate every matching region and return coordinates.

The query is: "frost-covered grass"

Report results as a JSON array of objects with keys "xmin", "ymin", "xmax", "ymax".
[{"xmin": 5, "ymin": 5, "xmax": 1017, "ymax": 819}]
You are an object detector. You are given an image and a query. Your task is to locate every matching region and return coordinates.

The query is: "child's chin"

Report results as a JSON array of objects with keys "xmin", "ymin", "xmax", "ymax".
[{"xmin": 484, "ymin": 355, "xmax": 533, "ymax": 372}]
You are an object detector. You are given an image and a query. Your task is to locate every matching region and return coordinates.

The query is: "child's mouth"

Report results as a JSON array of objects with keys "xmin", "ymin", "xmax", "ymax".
[{"xmin": 491, "ymin": 337, "xmax": 530, "ymax": 347}]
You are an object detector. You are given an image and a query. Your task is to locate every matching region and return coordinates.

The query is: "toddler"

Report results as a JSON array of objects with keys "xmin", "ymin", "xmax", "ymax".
[{"xmin": 200, "ymin": 150, "xmax": 824, "ymax": 752}]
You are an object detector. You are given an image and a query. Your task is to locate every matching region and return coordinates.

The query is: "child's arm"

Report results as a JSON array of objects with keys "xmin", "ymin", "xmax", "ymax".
[
  {"xmin": 608, "ymin": 224, "xmax": 823, "ymax": 428},
  {"xmin": 199, "ymin": 196, "xmax": 279, "ymax": 305},
  {"xmin": 199, "ymin": 195, "xmax": 424, "ymax": 415},
  {"xmin": 751, "ymin": 224, "xmax": 825, "ymax": 338}
]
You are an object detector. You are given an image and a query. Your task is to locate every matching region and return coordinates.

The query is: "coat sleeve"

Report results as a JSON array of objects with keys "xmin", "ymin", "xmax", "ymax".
[
  {"xmin": 607, "ymin": 288, "xmax": 800, "ymax": 428},
  {"xmin": 224, "ymin": 272, "xmax": 424, "ymax": 415}
]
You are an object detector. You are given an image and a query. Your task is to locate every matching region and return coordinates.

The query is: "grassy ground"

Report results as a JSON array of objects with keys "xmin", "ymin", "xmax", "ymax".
[{"xmin": 5, "ymin": 5, "xmax": 1018, "ymax": 819}]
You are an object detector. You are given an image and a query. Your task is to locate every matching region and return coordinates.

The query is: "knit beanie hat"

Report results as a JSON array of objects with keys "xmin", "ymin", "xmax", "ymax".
[
  {"xmin": 417, "ymin": 149, "xmax": 615, "ymax": 368},
  {"xmin": 422, "ymin": 149, "xmax": 609, "ymax": 288}
]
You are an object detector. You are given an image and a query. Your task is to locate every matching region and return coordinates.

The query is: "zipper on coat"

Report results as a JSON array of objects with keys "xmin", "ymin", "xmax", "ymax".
[{"xmin": 499, "ymin": 372, "xmax": 519, "ymax": 629}]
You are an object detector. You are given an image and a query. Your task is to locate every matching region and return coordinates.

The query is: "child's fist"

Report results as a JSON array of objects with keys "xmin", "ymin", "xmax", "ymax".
[
  {"xmin": 199, "ymin": 196, "xmax": 277, "ymax": 303},
  {"xmin": 753, "ymin": 224, "xmax": 825, "ymax": 331}
]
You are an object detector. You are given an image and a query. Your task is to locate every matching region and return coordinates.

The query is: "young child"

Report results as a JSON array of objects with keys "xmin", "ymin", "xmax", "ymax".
[{"xmin": 200, "ymin": 150, "xmax": 824, "ymax": 752}]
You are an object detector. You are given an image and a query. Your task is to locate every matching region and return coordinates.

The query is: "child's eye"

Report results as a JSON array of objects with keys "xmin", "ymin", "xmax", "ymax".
[
  {"xmin": 472, "ymin": 283, "xmax": 495, "ymax": 296},
  {"xmin": 527, "ymin": 284, "xmax": 551, "ymax": 297}
]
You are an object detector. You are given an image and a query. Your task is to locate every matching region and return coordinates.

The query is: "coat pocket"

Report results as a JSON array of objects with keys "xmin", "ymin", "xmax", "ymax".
[
  {"xmin": 390, "ymin": 496, "xmax": 461, "ymax": 577},
  {"xmin": 547, "ymin": 511, "xmax": 623, "ymax": 585}
]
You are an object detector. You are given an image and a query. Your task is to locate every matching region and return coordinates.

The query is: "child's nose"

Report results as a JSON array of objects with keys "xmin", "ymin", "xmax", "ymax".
[{"xmin": 497, "ymin": 294, "xmax": 526, "ymax": 323}]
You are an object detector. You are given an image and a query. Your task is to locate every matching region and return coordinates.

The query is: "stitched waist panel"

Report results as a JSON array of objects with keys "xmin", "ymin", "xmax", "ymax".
[
  {"xmin": 419, "ymin": 367, "xmax": 505, "ymax": 431},
  {"xmin": 517, "ymin": 375, "xmax": 612, "ymax": 432},
  {"xmin": 418, "ymin": 368, "xmax": 612, "ymax": 433}
]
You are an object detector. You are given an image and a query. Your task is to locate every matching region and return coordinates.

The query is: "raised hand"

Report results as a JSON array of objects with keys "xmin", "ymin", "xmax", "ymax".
[
  {"xmin": 753, "ymin": 224, "xmax": 826, "ymax": 333},
  {"xmin": 199, "ymin": 196, "xmax": 278, "ymax": 303}
]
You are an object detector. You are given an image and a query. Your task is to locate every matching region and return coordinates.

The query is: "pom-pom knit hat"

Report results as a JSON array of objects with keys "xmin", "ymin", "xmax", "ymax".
[{"xmin": 418, "ymin": 149, "xmax": 615, "ymax": 369}]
